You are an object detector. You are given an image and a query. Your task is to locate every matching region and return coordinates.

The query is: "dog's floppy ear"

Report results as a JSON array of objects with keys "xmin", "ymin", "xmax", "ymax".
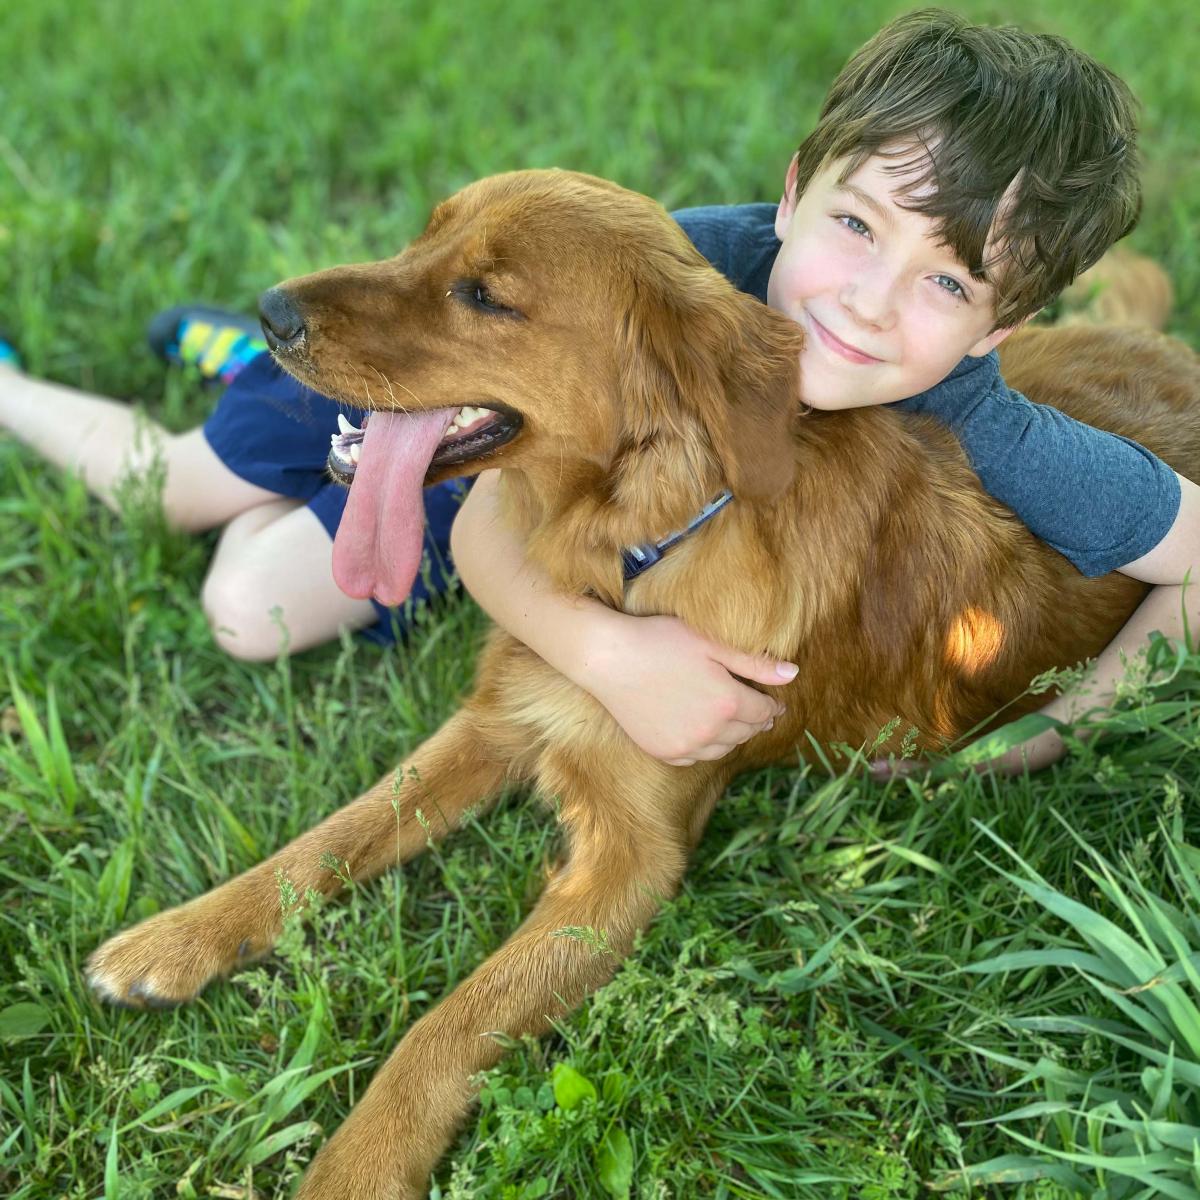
[
  {"xmin": 617, "ymin": 258, "xmax": 802, "ymax": 503},
  {"xmin": 710, "ymin": 291, "xmax": 805, "ymax": 501}
]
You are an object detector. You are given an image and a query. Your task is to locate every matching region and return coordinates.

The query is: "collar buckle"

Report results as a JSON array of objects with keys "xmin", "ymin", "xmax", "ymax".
[{"xmin": 621, "ymin": 490, "xmax": 734, "ymax": 583}]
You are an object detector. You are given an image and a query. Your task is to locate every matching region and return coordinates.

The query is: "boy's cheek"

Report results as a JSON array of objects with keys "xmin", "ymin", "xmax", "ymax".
[{"xmin": 770, "ymin": 244, "xmax": 845, "ymax": 312}]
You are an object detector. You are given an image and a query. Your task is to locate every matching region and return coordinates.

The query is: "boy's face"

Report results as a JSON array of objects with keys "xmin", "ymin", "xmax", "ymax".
[{"xmin": 767, "ymin": 149, "xmax": 1019, "ymax": 410}]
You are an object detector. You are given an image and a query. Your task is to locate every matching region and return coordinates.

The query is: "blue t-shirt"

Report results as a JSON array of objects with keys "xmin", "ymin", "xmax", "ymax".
[{"xmin": 671, "ymin": 203, "xmax": 1181, "ymax": 577}]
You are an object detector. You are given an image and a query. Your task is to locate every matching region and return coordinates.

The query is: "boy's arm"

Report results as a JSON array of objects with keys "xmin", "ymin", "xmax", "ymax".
[
  {"xmin": 1117, "ymin": 473, "xmax": 1200, "ymax": 584},
  {"xmin": 449, "ymin": 471, "xmax": 793, "ymax": 764},
  {"xmin": 994, "ymin": 472, "xmax": 1199, "ymax": 772}
]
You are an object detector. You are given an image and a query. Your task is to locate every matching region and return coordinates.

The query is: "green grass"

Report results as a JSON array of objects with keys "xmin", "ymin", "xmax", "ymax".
[{"xmin": 2, "ymin": 0, "xmax": 1200, "ymax": 1196}]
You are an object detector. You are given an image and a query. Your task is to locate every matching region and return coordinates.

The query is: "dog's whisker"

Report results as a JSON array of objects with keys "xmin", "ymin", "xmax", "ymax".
[
  {"xmin": 367, "ymin": 364, "xmax": 402, "ymax": 413},
  {"xmin": 393, "ymin": 379, "xmax": 422, "ymax": 408},
  {"xmin": 549, "ymin": 441, "xmax": 566, "ymax": 512},
  {"xmin": 366, "ymin": 364, "xmax": 420, "ymax": 415}
]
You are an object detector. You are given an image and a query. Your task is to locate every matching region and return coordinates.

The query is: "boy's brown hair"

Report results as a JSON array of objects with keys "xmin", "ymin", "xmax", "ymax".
[{"xmin": 791, "ymin": 8, "xmax": 1141, "ymax": 329}]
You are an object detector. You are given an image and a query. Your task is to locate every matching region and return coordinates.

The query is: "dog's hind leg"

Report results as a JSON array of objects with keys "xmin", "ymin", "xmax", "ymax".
[
  {"xmin": 1059, "ymin": 247, "xmax": 1174, "ymax": 331},
  {"xmin": 86, "ymin": 709, "xmax": 513, "ymax": 1009},
  {"xmin": 294, "ymin": 758, "xmax": 727, "ymax": 1200}
]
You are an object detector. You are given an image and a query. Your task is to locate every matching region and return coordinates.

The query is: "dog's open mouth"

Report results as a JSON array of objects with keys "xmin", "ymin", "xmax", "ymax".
[
  {"xmin": 327, "ymin": 404, "xmax": 519, "ymax": 484},
  {"xmin": 327, "ymin": 403, "xmax": 522, "ymax": 608}
]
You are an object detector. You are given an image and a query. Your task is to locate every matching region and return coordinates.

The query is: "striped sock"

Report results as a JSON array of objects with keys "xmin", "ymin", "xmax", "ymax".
[{"xmin": 173, "ymin": 318, "xmax": 267, "ymax": 384}]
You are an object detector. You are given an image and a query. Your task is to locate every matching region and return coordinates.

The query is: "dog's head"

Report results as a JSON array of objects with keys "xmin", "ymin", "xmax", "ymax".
[{"xmin": 261, "ymin": 169, "xmax": 803, "ymax": 604}]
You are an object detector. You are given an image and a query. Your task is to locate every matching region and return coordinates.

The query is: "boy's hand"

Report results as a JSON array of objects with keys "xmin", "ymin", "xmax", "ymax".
[
  {"xmin": 577, "ymin": 613, "xmax": 796, "ymax": 765},
  {"xmin": 868, "ymin": 724, "xmax": 1067, "ymax": 781}
]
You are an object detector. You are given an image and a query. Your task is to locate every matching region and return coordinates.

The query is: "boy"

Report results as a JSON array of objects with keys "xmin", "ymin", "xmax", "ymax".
[
  {"xmin": 449, "ymin": 10, "xmax": 1200, "ymax": 776},
  {"xmin": 2, "ymin": 10, "xmax": 1196, "ymax": 774}
]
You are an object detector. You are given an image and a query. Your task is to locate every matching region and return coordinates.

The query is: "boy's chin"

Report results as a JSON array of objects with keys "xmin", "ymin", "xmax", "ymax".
[{"xmin": 799, "ymin": 360, "xmax": 892, "ymax": 412}]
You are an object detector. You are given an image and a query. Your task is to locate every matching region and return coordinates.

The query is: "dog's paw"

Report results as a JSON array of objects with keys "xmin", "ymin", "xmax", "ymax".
[{"xmin": 87, "ymin": 895, "xmax": 266, "ymax": 1009}]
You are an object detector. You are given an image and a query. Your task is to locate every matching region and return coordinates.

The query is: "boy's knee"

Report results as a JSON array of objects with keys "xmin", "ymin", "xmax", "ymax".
[{"xmin": 200, "ymin": 561, "xmax": 290, "ymax": 661}]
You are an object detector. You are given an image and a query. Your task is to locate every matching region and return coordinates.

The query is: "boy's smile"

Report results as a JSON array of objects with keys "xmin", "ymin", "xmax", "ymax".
[
  {"xmin": 806, "ymin": 312, "xmax": 885, "ymax": 365},
  {"xmin": 767, "ymin": 148, "xmax": 1019, "ymax": 411}
]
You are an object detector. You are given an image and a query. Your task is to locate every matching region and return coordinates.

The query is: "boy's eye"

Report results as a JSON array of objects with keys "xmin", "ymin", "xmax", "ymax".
[
  {"xmin": 838, "ymin": 214, "xmax": 871, "ymax": 238},
  {"xmin": 933, "ymin": 274, "xmax": 966, "ymax": 299}
]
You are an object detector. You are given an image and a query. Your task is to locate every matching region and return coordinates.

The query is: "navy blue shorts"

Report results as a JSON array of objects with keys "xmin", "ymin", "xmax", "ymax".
[{"xmin": 202, "ymin": 352, "xmax": 470, "ymax": 646}]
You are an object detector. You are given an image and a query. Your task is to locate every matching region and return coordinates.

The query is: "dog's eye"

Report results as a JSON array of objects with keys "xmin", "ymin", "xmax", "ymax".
[
  {"xmin": 450, "ymin": 280, "xmax": 518, "ymax": 317},
  {"xmin": 473, "ymin": 285, "xmax": 503, "ymax": 310}
]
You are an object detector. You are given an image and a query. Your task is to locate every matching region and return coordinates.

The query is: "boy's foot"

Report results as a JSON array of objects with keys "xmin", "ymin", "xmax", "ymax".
[
  {"xmin": 0, "ymin": 334, "xmax": 22, "ymax": 372},
  {"xmin": 147, "ymin": 305, "xmax": 268, "ymax": 385}
]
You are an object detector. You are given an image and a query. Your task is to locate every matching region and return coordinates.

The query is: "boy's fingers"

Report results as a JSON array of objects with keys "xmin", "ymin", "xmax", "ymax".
[
  {"xmin": 869, "ymin": 757, "xmax": 924, "ymax": 781},
  {"xmin": 715, "ymin": 646, "xmax": 799, "ymax": 688},
  {"xmin": 665, "ymin": 717, "xmax": 776, "ymax": 766},
  {"xmin": 723, "ymin": 717, "xmax": 774, "ymax": 744},
  {"xmin": 687, "ymin": 741, "xmax": 741, "ymax": 763},
  {"xmin": 723, "ymin": 691, "xmax": 781, "ymax": 727},
  {"xmin": 667, "ymin": 727, "xmax": 763, "ymax": 766}
]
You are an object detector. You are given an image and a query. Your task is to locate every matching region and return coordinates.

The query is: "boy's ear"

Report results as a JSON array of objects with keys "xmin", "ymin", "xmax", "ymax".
[
  {"xmin": 966, "ymin": 314, "xmax": 1034, "ymax": 358},
  {"xmin": 774, "ymin": 154, "xmax": 802, "ymax": 241}
]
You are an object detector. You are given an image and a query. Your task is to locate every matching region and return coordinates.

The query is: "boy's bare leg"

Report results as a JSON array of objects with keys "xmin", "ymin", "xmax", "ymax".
[
  {"xmin": 0, "ymin": 367, "xmax": 278, "ymax": 531},
  {"xmin": 0, "ymin": 364, "xmax": 381, "ymax": 656},
  {"xmin": 202, "ymin": 502, "xmax": 380, "ymax": 659}
]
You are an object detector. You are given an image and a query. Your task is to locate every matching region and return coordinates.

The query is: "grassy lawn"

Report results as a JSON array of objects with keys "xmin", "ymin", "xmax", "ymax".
[{"xmin": 2, "ymin": 1, "xmax": 1200, "ymax": 1196}]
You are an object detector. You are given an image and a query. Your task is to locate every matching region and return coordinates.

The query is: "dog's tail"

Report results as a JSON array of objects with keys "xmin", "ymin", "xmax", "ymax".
[{"xmin": 1057, "ymin": 246, "xmax": 1174, "ymax": 331}]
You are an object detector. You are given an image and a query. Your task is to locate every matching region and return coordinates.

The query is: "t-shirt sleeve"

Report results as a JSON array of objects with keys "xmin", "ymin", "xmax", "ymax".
[
  {"xmin": 670, "ymin": 204, "xmax": 779, "ymax": 303},
  {"xmin": 930, "ymin": 384, "xmax": 1182, "ymax": 576},
  {"xmin": 671, "ymin": 206, "xmax": 736, "ymax": 278}
]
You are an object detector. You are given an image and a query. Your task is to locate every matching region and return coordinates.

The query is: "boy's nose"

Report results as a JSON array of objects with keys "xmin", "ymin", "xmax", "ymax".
[{"xmin": 839, "ymin": 263, "xmax": 897, "ymax": 329}]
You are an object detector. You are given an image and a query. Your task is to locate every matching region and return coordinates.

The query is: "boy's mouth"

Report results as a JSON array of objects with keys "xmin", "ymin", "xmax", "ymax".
[{"xmin": 807, "ymin": 313, "xmax": 884, "ymax": 364}]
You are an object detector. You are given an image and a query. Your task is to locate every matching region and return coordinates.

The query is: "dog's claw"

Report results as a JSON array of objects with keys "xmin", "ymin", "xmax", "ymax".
[
  {"xmin": 86, "ymin": 969, "xmax": 137, "ymax": 1010},
  {"xmin": 128, "ymin": 978, "xmax": 182, "ymax": 1009}
]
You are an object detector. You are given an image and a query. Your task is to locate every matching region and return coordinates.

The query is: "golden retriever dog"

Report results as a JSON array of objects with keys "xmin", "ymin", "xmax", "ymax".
[{"xmin": 87, "ymin": 170, "xmax": 1200, "ymax": 1197}]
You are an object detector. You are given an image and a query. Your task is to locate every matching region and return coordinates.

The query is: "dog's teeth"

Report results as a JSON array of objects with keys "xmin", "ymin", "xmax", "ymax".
[
  {"xmin": 350, "ymin": 443, "xmax": 361, "ymax": 464},
  {"xmin": 453, "ymin": 406, "xmax": 490, "ymax": 428},
  {"xmin": 442, "ymin": 406, "xmax": 493, "ymax": 441},
  {"xmin": 337, "ymin": 415, "xmax": 360, "ymax": 435}
]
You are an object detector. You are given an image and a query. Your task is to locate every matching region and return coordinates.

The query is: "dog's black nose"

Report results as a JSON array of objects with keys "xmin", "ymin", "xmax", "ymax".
[{"xmin": 258, "ymin": 287, "xmax": 306, "ymax": 350}]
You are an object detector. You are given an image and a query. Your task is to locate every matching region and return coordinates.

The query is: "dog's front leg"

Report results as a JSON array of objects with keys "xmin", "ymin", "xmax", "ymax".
[
  {"xmin": 87, "ymin": 710, "xmax": 511, "ymax": 1009},
  {"xmin": 296, "ymin": 759, "xmax": 726, "ymax": 1199}
]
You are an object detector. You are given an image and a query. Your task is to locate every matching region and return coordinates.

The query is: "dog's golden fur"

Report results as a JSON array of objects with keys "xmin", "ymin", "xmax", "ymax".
[{"xmin": 88, "ymin": 170, "xmax": 1200, "ymax": 1197}]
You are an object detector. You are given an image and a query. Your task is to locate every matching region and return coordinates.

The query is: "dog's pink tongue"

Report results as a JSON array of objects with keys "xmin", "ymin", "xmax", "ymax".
[{"xmin": 332, "ymin": 408, "xmax": 457, "ymax": 605}]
